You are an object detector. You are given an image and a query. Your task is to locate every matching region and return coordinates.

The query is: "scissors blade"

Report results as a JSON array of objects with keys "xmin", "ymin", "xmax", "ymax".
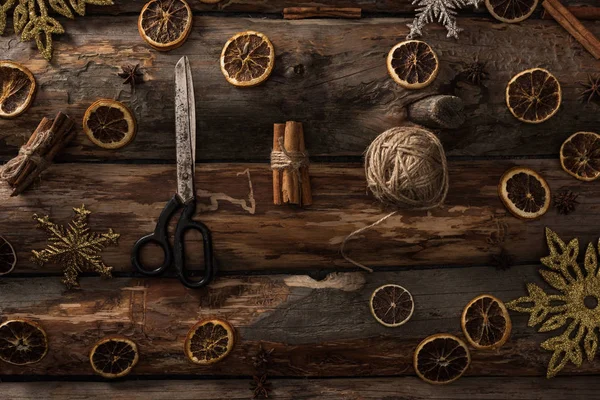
[{"xmin": 175, "ymin": 56, "xmax": 196, "ymax": 204}]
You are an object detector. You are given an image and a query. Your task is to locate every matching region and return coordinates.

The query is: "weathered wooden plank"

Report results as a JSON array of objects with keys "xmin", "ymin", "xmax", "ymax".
[
  {"xmin": 83, "ymin": 0, "xmax": 600, "ymax": 15},
  {"xmin": 1, "ymin": 160, "xmax": 597, "ymax": 274},
  {"xmin": 2, "ymin": 376, "xmax": 599, "ymax": 399},
  {"xmin": 1, "ymin": 18, "xmax": 598, "ymax": 162},
  {"xmin": 0, "ymin": 265, "xmax": 593, "ymax": 376}
]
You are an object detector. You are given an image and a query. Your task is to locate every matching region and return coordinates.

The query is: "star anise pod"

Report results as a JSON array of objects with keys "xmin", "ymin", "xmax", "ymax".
[
  {"xmin": 553, "ymin": 190, "xmax": 579, "ymax": 215},
  {"xmin": 250, "ymin": 374, "xmax": 272, "ymax": 399},
  {"xmin": 490, "ymin": 248, "xmax": 513, "ymax": 271},
  {"xmin": 118, "ymin": 64, "xmax": 144, "ymax": 89},
  {"xmin": 461, "ymin": 60, "xmax": 489, "ymax": 86},
  {"xmin": 252, "ymin": 343, "xmax": 274, "ymax": 369},
  {"xmin": 579, "ymin": 74, "xmax": 600, "ymax": 104}
]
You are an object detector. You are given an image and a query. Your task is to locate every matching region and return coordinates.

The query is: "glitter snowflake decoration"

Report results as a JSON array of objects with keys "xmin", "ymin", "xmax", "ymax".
[
  {"xmin": 0, "ymin": 0, "xmax": 114, "ymax": 61},
  {"xmin": 32, "ymin": 205, "xmax": 119, "ymax": 289},
  {"xmin": 408, "ymin": 0, "xmax": 483, "ymax": 39},
  {"xmin": 507, "ymin": 228, "xmax": 600, "ymax": 378}
]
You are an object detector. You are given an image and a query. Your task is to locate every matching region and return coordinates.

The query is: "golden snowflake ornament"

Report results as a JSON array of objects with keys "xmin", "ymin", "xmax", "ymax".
[
  {"xmin": 32, "ymin": 205, "xmax": 119, "ymax": 289},
  {"xmin": 0, "ymin": 0, "xmax": 114, "ymax": 61},
  {"xmin": 507, "ymin": 228, "xmax": 600, "ymax": 378}
]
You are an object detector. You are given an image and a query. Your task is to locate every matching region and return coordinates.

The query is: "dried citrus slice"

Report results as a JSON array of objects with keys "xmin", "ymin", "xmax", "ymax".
[
  {"xmin": 90, "ymin": 336, "xmax": 139, "ymax": 378},
  {"xmin": 138, "ymin": 0, "xmax": 193, "ymax": 51},
  {"xmin": 506, "ymin": 68, "xmax": 561, "ymax": 124},
  {"xmin": 0, "ymin": 61, "xmax": 36, "ymax": 119},
  {"xmin": 560, "ymin": 131, "xmax": 600, "ymax": 182},
  {"xmin": 485, "ymin": 0, "xmax": 539, "ymax": 23},
  {"xmin": 185, "ymin": 318, "xmax": 235, "ymax": 365},
  {"xmin": 220, "ymin": 31, "xmax": 275, "ymax": 87},
  {"xmin": 387, "ymin": 40, "xmax": 439, "ymax": 89},
  {"xmin": 83, "ymin": 99, "xmax": 137, "ymax": 149},
  {"xmin": 369, "ymin": 284, "xmax": 414, "ymax": 327},
  {"xmin": 414, "ymin": 333, "xmax": 470, "ymax": 385},
  {"xmin": 499, "ymin": 167, "xmax": 551, "ymax": 220},
  {"xmin": 461, "ymin": 294, "xmax": 512, "ymax": 350},
  {"xmin": 0, "ymin": 235, "xmax": 16, "ymax": 276},
  {"xmin": 0, "ymin": 319, "xmax": 48, "ymax": 365}
]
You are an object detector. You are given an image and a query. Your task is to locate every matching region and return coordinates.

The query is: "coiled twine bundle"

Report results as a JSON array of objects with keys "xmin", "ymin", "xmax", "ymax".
[{"xmin": 365, "ymin": 126, "xmax": 448, "ymax": 210}]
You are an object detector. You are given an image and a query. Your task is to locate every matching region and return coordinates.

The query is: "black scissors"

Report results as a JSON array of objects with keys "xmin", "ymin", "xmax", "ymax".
[{"xmin": 131, "ymin": 56, "xmax": 215, "ymax": 289}]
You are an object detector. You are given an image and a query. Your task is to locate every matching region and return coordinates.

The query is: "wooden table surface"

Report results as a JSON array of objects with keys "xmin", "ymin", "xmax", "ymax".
[{"xmin": 2, "ymin": 0, "xmax": 600, "ymax": 398}]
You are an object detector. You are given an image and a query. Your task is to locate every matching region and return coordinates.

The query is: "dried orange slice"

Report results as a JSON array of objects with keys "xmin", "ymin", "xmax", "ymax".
[
  {"xmin": 0, "ymin": 235, "xmax": 16, "ymax": 276},
  {"xmin": 387, "ymin": 40, "xmax": 439, "ymax": 89},
  {"xmin": 461, "ymin": 294, "xmax": 512, "ymax": 350},
  {"xmin": 0, "ymin": 319, "xmax": 48, "ymax": 365},
  {"xmin": 220, "ymin": 31, "xmax": 275, "ymax": 87},
  {"xmin": 369, "ymin": 284, "xmax": 414, "ymax": 327},
  {"xmin": 138, "ymin": 0, "xmax": 193, "ymax": 51},
  {"xmin": 0, "ymin": 61, "xmax": 36, "ymax": 119},
  {"xmin": 560, "ymin": 131, "xmax": 600, "ymax": 182},
  {"xmin": 486, "ymin": 0, "xmax": 539, "ymax": 23},
  {"xmin": 185, "ymin": 318, "xmax": 235, "ymax": 365},
  {"xmin": 90, "ymin": 336, "xmax": 139, "ymax": 378},
  {"xmin": 414, "ymin": 333, "xmax": 470, "ymax": 385},
  {"xmin": 506, "ymin": 68, "xmax": 561, "ymax": 124},
  {"xmin": 83, "ymin": 99, "xmax": 137, "ymax": 149},
  {"xmin": 498, "ymin": 167, "xmax": 551, "ymax": 220}
]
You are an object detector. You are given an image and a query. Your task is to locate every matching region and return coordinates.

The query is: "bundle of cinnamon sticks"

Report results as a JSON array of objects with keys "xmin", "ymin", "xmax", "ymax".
[
  {"xmin": 1, "ymin": 112, "xmax": 75, "ymax": 196},
  {"xmin": 271, "ymin": 121, "xmax": 312, "ymax": 206}
]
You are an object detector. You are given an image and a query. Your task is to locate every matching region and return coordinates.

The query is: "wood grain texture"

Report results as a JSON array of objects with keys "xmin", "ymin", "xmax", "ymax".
[
  {"xmin": 1, "ymin": 17, "xmax": 599, "ymax": 162},
  {"xmin": 82, "ymin": 0, "xmax": 600, "ymax": 15},
  {"xmin": 2, "ymin": 377, "xmax": 599, "ymax": 399},
  {"xmin": 0, "ymin": 266, "xmax": 594, "ymax": 377},
  {"xmin": 1, "ymin": 160, "xmax": 598, "ymax": 274}
]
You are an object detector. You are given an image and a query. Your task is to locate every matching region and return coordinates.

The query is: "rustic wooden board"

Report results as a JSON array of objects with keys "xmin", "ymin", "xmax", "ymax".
[
  {"xmin": 1, "ymin": 160, "xmax": 597, "ymax": 274},
  {"xmin": 0, "ymin": 266, "xmax": 593, "ymax": 377},
  {"xmin": 83, "ymin": 0, "xmax": 600, "ymax": 15},
  {"xmin": 2, "ymin": 377, "xmax": 599, "ymax": 399},
  {"xmin": 1, "ymin": 17, "xmax": 599, "ymax": 162}
]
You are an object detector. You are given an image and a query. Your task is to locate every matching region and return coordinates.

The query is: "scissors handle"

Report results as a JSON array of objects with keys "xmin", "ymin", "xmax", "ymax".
[
  {"xmin": 131, "ymin": 195, "xmax": 182, "ymax": 276},
  {"xmin": 174, "ymin": 201, "xmax": 215, "ymax": 289}
]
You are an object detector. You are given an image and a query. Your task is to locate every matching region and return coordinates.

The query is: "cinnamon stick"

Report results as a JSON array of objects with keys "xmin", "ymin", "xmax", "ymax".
[
  {"xmin": 7, "ymin": 112, "xmax": 75, "ymax": 196},
  {"xmin": 283, "ymin": 7, "xmax": 361, "ymax": 20},
  {"xmin": 6, "ymin": 117, "xmax": 52, "ymax": 186},
  {"xmin": 542, "ymin": 6, "xmax": 600, "ymax": 20},
  {"xmin": 272, "ymin": 123, "xmax": 285, "ymax": 205},
  {"xmin": 282, "ymin": 121, "xmax": 302, "ymax": 205},
  {"xmin": 542, "ymin": 0, "xmax": 600, "ymax": 59},
  {"xmin": 298, "ymin": 123, "xmax": 312, "ymax": 206}
]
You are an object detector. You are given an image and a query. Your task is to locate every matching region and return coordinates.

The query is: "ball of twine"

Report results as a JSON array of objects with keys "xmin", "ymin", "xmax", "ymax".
[{"xmin": 364, "ymin": 126, "xmax": 449, "ymax": 210}]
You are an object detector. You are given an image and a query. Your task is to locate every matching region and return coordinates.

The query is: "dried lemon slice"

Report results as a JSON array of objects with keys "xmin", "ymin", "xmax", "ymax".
[
  {"xmin": 0, "ymin": 319, "xmax": 48, "ymax": 365},
  {"xmin": 83, "ymin": 99, "xmax": 137, "ymax": 149},
  {"xmin": 486, "ymin": 0, "xmax": 539, "ymax": 23},
  {"xmin": 414, "ymin": 333, "xmax": 470, "ymax": 385},
  {"xmin": 370, "ymin": 284, "xmax": 414, "ymax": 327},
  {"xmin": 0, "ymin": 235, "xmax": 16, "ymax": 275},
  {"xmin": 90, "ymin": 336, "xmax": 139, "ymax": 378},
  {"xmin": 506, "ymin": 68, "xmax": 561, "ymax": 124},
  {"xmin": 0, "ymin": 61, "xmax": 36, "ymax": 119},
  {"xmin": 387, "ymin": 40, "xmax": 439, "ymax": 89},
  {"xmin": 461, "ymin": 294, "xmax": 512, "ymax": 350},
  {"xmin": 220, "ymin": 31, "xmax": 275, "ymax": 87},
  {"xmin": 185, "ymin": 318, "xmax": 235, "ymax": 365},
  {"xmin": 498, "ymin": 167, "xmax": 551, "ymax": 220},
  {"xmin": 138, "ymin": 0, "xmax": 193, "ymax": 51},
  {"xmin": 560, "ymin": 131, "xmax": 600, "ymax": 182}
]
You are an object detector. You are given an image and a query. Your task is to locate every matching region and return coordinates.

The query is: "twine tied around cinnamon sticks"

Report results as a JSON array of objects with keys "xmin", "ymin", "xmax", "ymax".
[
  {"xmin": 271, "ymin": 121, "xmax": 312, "ymax": 206},
  {"xmin": 0, "ymin": 130, "xmax": 52, "ymax": 181},
  {"xmin": 1, "ymin": 112, "xmax": 75, "ymax": 196}
]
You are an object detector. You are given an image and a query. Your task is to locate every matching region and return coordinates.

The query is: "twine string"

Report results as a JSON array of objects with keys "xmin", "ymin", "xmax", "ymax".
[
  {"xmin": 341, "ymin": 126, "xmax": 449, "ymax": 273},
  {"xmin": 270, "ymin": 137, "xmax": 309, "ymax": 172},
  {"xmin": 0, "ymin": 130, "xmax": 52, "ymax": 181}
]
